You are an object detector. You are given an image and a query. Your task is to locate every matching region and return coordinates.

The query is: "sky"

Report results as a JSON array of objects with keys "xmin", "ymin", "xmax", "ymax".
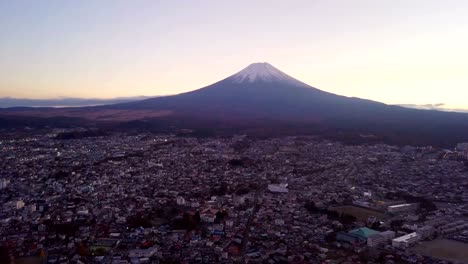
[{"xmin": 0, "ymin": 0, "xmax": 467, "ymax": 109}]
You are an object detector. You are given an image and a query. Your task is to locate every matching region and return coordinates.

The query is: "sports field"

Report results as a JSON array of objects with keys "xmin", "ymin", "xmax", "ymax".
[
  {"xmin": 330, "ymin": 205, "xmax": 387, "ymax": 222},
  {"xmin": 413, "ymin": 239, "xmax": 468, "ymax": 264}
]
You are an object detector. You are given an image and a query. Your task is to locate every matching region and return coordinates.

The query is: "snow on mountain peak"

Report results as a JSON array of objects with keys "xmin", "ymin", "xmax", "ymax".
[{"xmin": 229, "ymin": 62, "xmax": 306, "ymax": 85}]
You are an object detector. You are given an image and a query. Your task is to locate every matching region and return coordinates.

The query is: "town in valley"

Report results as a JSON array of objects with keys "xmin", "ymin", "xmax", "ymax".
[{"xmin": 1, "ymin": 129, "xmax": 468, "ymax": 264}]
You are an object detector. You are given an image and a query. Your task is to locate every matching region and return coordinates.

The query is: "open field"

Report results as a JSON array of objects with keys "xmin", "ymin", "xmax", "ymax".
[
  {"xmin": 413, "ymin": 239, "xmax": 468, "ymax": 264},
  {"xmin": 16, "ymin": 257, "xmax": 42, "ymax": 264},
  {"xmin": 330, "ymin": 205, "xmax": 387, "ymax": 222}
]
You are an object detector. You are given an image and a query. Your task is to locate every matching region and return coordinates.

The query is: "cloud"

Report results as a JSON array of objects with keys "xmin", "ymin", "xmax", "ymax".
[{"xmin": 397, "ymin": 103, "xmax": 468, "ymax": 113}]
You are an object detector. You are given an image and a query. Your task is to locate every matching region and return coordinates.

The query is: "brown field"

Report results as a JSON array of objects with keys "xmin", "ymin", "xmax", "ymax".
[
  {"xmin": 16, "ymin": 256, "xmax": 42, "ymax": 264},
  {"xmin": 330, "ymin": 205, "xmax": 387, "ymax": 221},
  {"xmin": 413, "ymin": 239, "xmax": 468, "ymax": 264}
]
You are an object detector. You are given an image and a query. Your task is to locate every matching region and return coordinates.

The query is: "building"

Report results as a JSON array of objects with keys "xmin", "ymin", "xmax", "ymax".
[
  {"xmin": 77, "ymin": 208, "xmax": 89, "ymax": 215},
  {"xmin": 29, "ymin": 204, "xmax": 36, "ymax": 213},
  {"xmin": 16, "ymin": 200, "xmax": 25, "ymax": 209},
  {"xmin": 200, "ymin": 208, "xmax": 218, "ymax": 223},
  {"xmin": 392, "ymin": 233, "xmax": 420, "ymax": 249},
  {"xmin": 457, "ymin": 143, "xmax": 468, "ymax": 150},
  {"xmin": 128, "ymin": 246, "xmax": 158, "ymax": 258},
  {"xmin": 367, "ymin": 230, "xmax": 396, "ymax": 247},
  {"xmin": 438, "ymin": 220, "xmax": 468, "ymax": 235},
  {"xmin": 416, "ymin": 225, "xmax": 435, "ymax": 240},
  {"xmin": 337, "ymin": 227, "xmax": 380, "ymax": 245},
  {"xmin": 387, "ymin": 203, "xmax": 419, "ymax": 214},
  {"xmin": 0, "ymin": 179, "xmax": 8, "ymax": 189},
  {"xmin": 456, "ymin": 143, "xmax": 468, "ymax": 159},
  {"xmin": 353, "ymin": 200, "xmax": 371, "ymax": 208},
  {"xmin": 176, "ymin": 196, "xmax": 185, "ymax": 206},
  {"xmin": 225, "ymin": 219, "xmax": 234, "ymax": 227},
  {"xmin": 274, "ymin": 219, "xmax": 285, "ymax": 226},
  {"xmin": 267, "ymin": 184, "xmax": 288, "ymax": 193}
]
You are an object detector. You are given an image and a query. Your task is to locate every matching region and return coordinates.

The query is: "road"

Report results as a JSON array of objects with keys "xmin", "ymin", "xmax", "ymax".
[{"xmin": 239, "ymin": 188, "xmax": 263, "ymax": 261}]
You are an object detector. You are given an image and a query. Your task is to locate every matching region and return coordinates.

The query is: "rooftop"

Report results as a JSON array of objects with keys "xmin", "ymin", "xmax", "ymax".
[
  {"xmin": 349, "ymin": 227, "xmax": 380, "ymax": 239},
  {"xmin": 393, "ymin": 232, "xmax": 419, "ymax": 242}
]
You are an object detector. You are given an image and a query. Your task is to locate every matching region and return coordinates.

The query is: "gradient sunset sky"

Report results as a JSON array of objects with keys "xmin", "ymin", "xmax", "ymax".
[{"xmin": 1, "ymin": 0, "xmax": 467, "ymax": 109}]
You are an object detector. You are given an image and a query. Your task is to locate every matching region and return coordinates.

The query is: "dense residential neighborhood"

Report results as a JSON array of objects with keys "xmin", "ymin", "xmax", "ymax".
[{"xmin": 1, "ymin": 129, "xmax": 468, "ymax": 264}]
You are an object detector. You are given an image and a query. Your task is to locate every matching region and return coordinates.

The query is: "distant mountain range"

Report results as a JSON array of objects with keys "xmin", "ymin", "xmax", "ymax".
[
  {"xmin": 0, "ymin": 96, "xmax": 152, "ymax": 108},
  {"xmin": 2, "ymin": 62, "xmax": 468, "ymax": 147}
]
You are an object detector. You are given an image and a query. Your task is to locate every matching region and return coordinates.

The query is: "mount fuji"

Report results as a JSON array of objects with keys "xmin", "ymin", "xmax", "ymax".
[
  {"xmin": 3, "ymin": 62, "xmax": 468, "ymax": 146},
  {"xmin": 114, "ymin": 62, "xmax": 385, "ymax": 120}
]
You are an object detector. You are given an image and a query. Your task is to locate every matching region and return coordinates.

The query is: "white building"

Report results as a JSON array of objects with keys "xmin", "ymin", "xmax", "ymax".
[
  {"xmin": 225, "ymin": 219, "xmax": 234, "ymax": 228},
  {"xmin": 387, "ymin": 203, "xmax": 419, "ymax": 214},
  {"xmin": 77, "ymin": 209, "xmax": 89, "ymax": 215},
  {"xmin": 353, "ymin": 200, "xmax": 371, "ymax": 208},
  {"xmin": 367, "ymin": 231, "xmax": 395, "ymax": 247},
  {"xmin": 128, "ymin": 246, "xmax": 158, "ymax": 258},
  {"xmin": 176, "ymin": 196, "xmax": 185, "ymax": 206},
  {"xmin": 0, "ymin": 179, "xmax": 8, "ymax": 189},
  {"xmin": 268, "ymin": 184, "xmax": 288, "ymax": 193},
  {"xmin": 16, "ymin": 200, "xmax": 25, "ymax": 209},
  {"xmin": 392, "ymin": 232, "xmax": 420, "ymax": 249}
]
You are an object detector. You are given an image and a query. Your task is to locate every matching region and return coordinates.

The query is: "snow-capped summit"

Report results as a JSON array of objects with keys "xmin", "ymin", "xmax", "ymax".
[{"xmin": 228, "ymin": 62, "xmax": 306, "ymax": 86}]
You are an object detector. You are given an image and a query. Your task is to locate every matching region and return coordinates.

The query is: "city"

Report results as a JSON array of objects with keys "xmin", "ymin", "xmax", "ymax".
[{"xmin": 1, "ymin": 129, "xmax": 468, "ymax": 263}]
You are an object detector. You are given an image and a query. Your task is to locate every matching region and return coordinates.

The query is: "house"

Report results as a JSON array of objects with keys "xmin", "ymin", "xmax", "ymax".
[{"xmin": 200, "ymin": 208, "xmax": 218, "ymax": 223}]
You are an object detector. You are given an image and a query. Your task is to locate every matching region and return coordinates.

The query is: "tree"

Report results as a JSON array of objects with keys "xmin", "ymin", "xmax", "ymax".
[
  {"xmin": 370, "ymin": 221, "xmax": 381, "ymax": 230},
  {"xmin": 93, "ymin": 247, "xmax": 108, "ymax": 256},
  {"xmin": 215, "ymin": 210, "xmax": 228, "ymax": 223},
  {"xmin": 420, "ymin": 199, "xmax": 437, "ymax": 212},
  {"xmin": 390, "ymin": 219, "xmax": 404, "ymax": 231},
  {"xmin": 193, "ymin": 212, "xmax": 201, "ymax": 225},
  {"xmin": 0, "ymin": 247, "xmax": 12, "ymax": 264},
  {"xmin": 340, "ymin": 213, "xmax": 356, "ymax": 225},
  {"xmin": 127, "ymin": 213, "xmax": 152, "ymax": 228},
  {"xmin": 326, "ymin": 210, "xmax": 339, "ymax": 219},
  {"xmin": 77, "ymin": 243, "xmax": 89, "ymax": 256},
  {"xmin": 304, "ymin": 201, "xmax": 317, "ymax": 213}
]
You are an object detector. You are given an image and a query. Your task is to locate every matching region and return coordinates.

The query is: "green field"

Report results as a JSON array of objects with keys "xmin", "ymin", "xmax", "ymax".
[
  {"xmin": 330, "ymin": 205, "xmax": 387, "ymax": 221},
  {"xmin": 413, "ymin": 239, "xmax": 468, "ymax": 264}
]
